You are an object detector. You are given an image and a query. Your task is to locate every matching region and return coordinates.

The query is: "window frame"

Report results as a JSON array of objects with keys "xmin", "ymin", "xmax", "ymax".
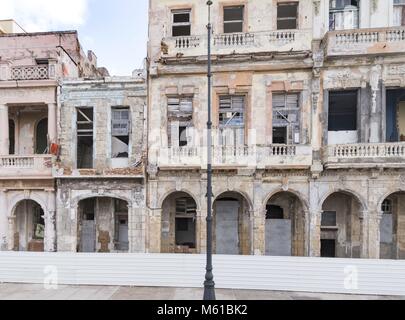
[
  {"xmin": 171, "ymin": 9, "xmax": 192, "ymax": 37},
  {"xmin": 223, "ymin": 5, "xmax": 245, "ymax": 34},
  {"xmin": 277, "ymin": 2, "xmax": 299, "ymax": 30},
  {"xmin": 167, "ymin": 96, "xmax": 194, "ymax": 147},
  {"xmin": 111, "ymin": 106, "xmax": 131, "ymax": 159}
]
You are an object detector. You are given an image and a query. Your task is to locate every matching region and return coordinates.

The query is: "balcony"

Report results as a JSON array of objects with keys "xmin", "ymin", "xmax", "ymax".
[
  {"xmin": 161, "ymin": 30, "xmax": 312, "ymax": 58},
  {"xmin": 0, "ymin": 64, "xmax": 55, "ymax": 81},
  {"xmin": 325, "ymin": 27, "xmax": 405, "ymax": 57},
  {"xmin": 323, "ymin": 143, "xmax": 405, "ymax": 169},
  {"xmin": 0, "ymin": 155, "xmax": 53, "ymax": 179},
  {"xmin": 157, "ymin": 145, "xmax": 313, "ymax": 170}
]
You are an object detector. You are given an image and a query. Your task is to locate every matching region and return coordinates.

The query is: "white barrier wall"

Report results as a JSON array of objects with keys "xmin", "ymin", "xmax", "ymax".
[{"xmin": 1, "ymin": 253, "xmax": 405, "ymax": 296}]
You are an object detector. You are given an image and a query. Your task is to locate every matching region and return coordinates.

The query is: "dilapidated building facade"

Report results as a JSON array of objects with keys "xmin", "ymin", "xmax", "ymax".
[
  {"xmin": 147, "ymin": 0, "xmax": 405, "ymax": 259},
  {"xmin": 56, "ymin": 75, "xmax": 147, "ymax": 253},
  {"xmin": 0, "ymin": 23, "xmax": 102, "ymax": 252}
]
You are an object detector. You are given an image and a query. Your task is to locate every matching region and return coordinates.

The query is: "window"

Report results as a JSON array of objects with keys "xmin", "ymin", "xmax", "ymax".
[
  {"xmin": 33, "ymin": 205, "xmax": 45, "ymax": 240},
  {"xmin": 272, "ymin": 93, "xmax": 300, "ymax": 144},
  {"xmin": 35, "ymin": 58, "xmax": 49, "ymax": 65},
  {"xmin": 382, "ymin": 199, "xmax": 393, "ymax": 215},
  {"xmin": 167, "ymin": 96, "xmax": 193, "ymax": 147},
  {"xmin": 328, "ymin": 90, "xmax": 357, "ymax": 131},
  {"xmin": 277, "ymin": 2, "xmax": 298, "ymax": 30},
  {"xmin": 219, "ymin": 95, "xmax": 245, "ymax": 146},
  {"xmin": 321, "ymin": 211, "xmax": 337, "ymax": 227},
  {"xmin": 9, "ymin": 120, "xmax": 15, "ymax": 155},
  {"xmin": 394, "ymin": 0, "xmax": 405, "ymax": 26},
  {"xmin": 329, "ymin": 0, "xmax": 359, "ymax": 30},
  {"xmin": 172, "ymin": 9, "xmax": 191, "ymax": 37},
  {"xmin": 77, "ymin": 107, "xmax": 94, "ymax": 169},
  {"xmin": 111, "ymin": 107, "xmax": 130, "ymax": 158},
  {"xmin": 266, "ymin": 205, "xmax": 284, "ymax": 219},
  {"xmin": 224, "ymin": 6, "xmax": 244, "ymax": 33},
  {"xmin": 175, "ymin": 197, "xmax": 196, "ymax": 248}
]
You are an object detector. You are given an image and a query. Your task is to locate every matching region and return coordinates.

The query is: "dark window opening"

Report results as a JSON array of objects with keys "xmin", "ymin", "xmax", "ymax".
[
  {"xmin": 33, "ymin": 204, "xmax": 45, "ymax": 240},
  {"xmin": 321, "ymin": 239, "xmax": 336, "ymax": 257},
  {"xmin": 77, "ymin": 108, "xmax": 94, "ymax": 169},
  {"xmin": 35, "ymin": 118, "xmax": 48, "ymax": 154},
  {"xmin": 277, "ymin": 2, "xmax": 298, "ymax": 30},
  {"xmin": 168, "ymin": 96, "xmax": 193, "ymax": 147},
  {"xmin": 224, "ymin": 6, "xmax": 244, "ymax": 33},
  {"xmin": 35, "ymin": 59, "xmax": 49, "ymax": 65},
  {"xmin": 82, "ymin": 198, "xmax": 95, "ymax": 221},
  {"xmin": 266, "ymin": 205, "xmax": 284, "ymax": 219},
  {"xmin": 273, "ymin": 127, "xmax": 287, "ymax": 144},
  {"xmin": 382, "ymin": 199, "xmax": 393, "ymax": 215},
  {"xmin": 172, "ymin": 9, "xmax": 191, "ymax": 37},
  {"xmin": 112, "ymin": 107, "xmax": 130, "ymax": 158},
  {"xmin": 9, "ymin": 119, "xmax": 15, "ymax": 155},
  {"xmin": 328, "ymin": 90, "xmax": 357, "ymax": 131},
  {"xmin": 321, "ymin": 211, "xmax": 337, "ymax": 227},
  {"xmin": 175, "ymin": 197, "xmax": 196, "ymax": 248},
  {"xmin": 272, "ymin": 93, "xmax": 300, "ymax": 144}
]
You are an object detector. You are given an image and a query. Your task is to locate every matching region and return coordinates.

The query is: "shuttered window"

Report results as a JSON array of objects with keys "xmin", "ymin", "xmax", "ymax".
[
  {"xmin": 219, "ymin": 95, "xmax": 245, "ymax": 146},
  {"xmin": 272, "ymin": 92, "xmax": 300, "ymax": 144},
  {"xmin": 168, "ymin": 96, "xmax": 194, "ymax": 147},
  {"xmin": 277, "ymin": 2, "xmax": 298, "ymax": 30},
  {"xmin": 172, "ymin": 9, "xmax": 191, "ymax": 37}
]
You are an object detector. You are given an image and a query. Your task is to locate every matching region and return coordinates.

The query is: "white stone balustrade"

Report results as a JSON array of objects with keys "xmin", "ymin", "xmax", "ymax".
[
  {"xmin": 326, "ymin": 27, "xmax": 405, "ymax": 56},
  {"xmin": 161, "ymin": 30, "xmax": 312, "ymax": 57},
  {"xmin": 0, "ymin": 155, "xmax": 53, "ymax": 178}
]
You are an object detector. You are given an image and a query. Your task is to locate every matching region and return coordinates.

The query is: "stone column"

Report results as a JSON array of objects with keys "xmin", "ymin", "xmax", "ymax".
[
  {"xmin": 309, "ymin": 210, "xmax": 322, "ymax": 257},
  {"xmin": 304, "ymin": 209, "xmax": 310, "ymax": 257},
  {"xmin": 359, "ymin": 210, "xmax": 369, "ymax": 259},
  {"xmin": 44, "ymin": 191, "xmax": 56, "ymax": 252},
  {"xmin": 0, "ymin": 104, "xmax": 9, "ymax": 155},
  {"xmin": 7, "ymin": 216, "xmax": 16, "ymax": 251},
  {"xmin": 367, "ymin": 211, "xmax": 383, "ymax": 259},
  {"xmin": 129, "ymin": 205, "xmax": 146, "ymax": 253},
  {"xmin": 148, "ymin": 208, "xmax": 162, "ymax": 253},
  {"xmin": 0, "ymin": 190, "xmax": 8, "ymax": 251},
  {"xmin": 47, "ymin": 103, "xmax": 57, "ymax": 145},
  {"xmin": 252, "ymin": 210, "xmax": 265, "ymax": 256}
]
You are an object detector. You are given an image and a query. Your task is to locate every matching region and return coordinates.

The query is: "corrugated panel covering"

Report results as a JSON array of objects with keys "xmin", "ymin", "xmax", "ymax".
[{"xmin": 1, "ymin": 252, "xmax": 405, "ymax": 296}]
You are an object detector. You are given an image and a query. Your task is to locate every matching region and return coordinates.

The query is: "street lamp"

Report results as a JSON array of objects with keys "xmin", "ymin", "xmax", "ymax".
[{"xmin": 203, "ymin": 0, "xmax": 216, "ymax": 301}]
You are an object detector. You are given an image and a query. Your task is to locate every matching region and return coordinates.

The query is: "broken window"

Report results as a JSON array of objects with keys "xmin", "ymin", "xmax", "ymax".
[
  {"xmin": 219, "ymin": 95, "xmax": 245, "ymax": 146},
  {"xmin": 35, "ymin": 118, "xmax": 48, "ymax": 154},
  {"xmin": 272, "ymin": 92, "xmax": 300, "ymax": 144},
  {"xmin": 224, "ymin": 6, "xmax": 244, "ymax": 33},
  {"xmin": 277, "ymin": 2, "xmax": 298, "ymax": 30},
  {"xmin": 111, "ymin": 107, "xmax": 130, "ymax": 158},
  {"xmin": 167, "ymin": 96, "xmax": 193, "ymax": 147},
  {"xmin": 175, "ymin": 197, "xmax": 196, "ymax": 248},
  {"xmin": 321, "ymin": 211, "xmax": 337, "ymax": 227},
  {"xmin": 9, "ymin": 119, "xmax": 15, "ymax": 155},
  {"xmin": 328, "ymin": 90, "xmax": 357, "ymax": 131},
  {"xmin": 394, "ymin": 0, "xmax": 405, "ymax": 26},
  {"xmin": 329, "ymin": 0, "xmax": 359, "ymax": 30},
  {"xmin": 77, "ymin": 107, "xmax": 94, "ymax": 169},
  {"xmin": 172, "ymin": 9, "xmax": 191, "ymax": 37}
]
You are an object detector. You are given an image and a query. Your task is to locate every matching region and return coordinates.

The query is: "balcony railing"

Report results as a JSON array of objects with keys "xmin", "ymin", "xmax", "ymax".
[
  {"xmin": 324, "ymin": 143, "xmax": 405, "ymax": 168},
  {"xmin": 157, "ymin": 145, "xmax": 312, "ymax": 169},
  {"xmin": 0, "ymin": 155, "xmax": 53, "ymax": 178},
  {"xmin": 11, "ymin": 65, "xmax": 49, "ymax": 80},
  {"xmin": 162, "ymin": 30, "xmax": 312, "ymax": 58},
  {"xmin": 326, "ymin": 26, "xmax": 405, "ymax": 56}
]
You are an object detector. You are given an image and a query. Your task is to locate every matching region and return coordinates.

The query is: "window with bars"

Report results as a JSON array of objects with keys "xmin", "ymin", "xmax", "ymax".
[
  {"xmin": 219, "ymin": 95, "xmax": 245, "ymax": 146},
  {"xmin": 224, "ymin": 6, "xmax": 244, "ymax": 33},
  {"xmin": 167, "ymin": 96, "xmax": 194, "ymax": 147},
  {"xmin": 111, "ymin": 107, "xmax": 130, "ymax": 158},
  {"xmin": 172, "ymin": 9, "xmax": 191, "ymax": 37},
  {"xmin": 394, "ymin": 0, "xmax": 405, "ymax": 26},
  {"xmin": 272, "ymin": 92, "xmax": 300, "ymax": 144},
  {"xmin": 77, "ymin": 107, "xmax": 94, "ymax": 168},
  {"xmin": 382, "ymin": 199, "xmax": 393, "ymax": 215},
  {"xmin": 277, "ymin": 2, "xmax": 298, "ymax": 30}
]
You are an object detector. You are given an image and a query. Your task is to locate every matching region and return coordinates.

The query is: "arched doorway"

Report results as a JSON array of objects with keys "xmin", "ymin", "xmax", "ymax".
[
  {"xmin": 13, "ymin": 200, "xmax": 45, "ymax": 252},
  {"xmin": 161, "ymin": 192, "xmax": 197, "ymax": 253},
  {"xmin": 380, "ymin": 192, "xmax": 405, "ymax": 259},
  {"xmin": 35, "ymin": 118, "xmax": 48, "ymax": 154},
  {"xmin": 213, "ymin": 192, "xmax": 251, "ymax": 255},
  {"xmin": 77, "ymin": 197, "xmax": 129, "ymax": 253},
  {"xmin": 321, "ymin": 191, "xmax": 364, "ymax": 258},
  {"xmin": 265, "ymin": 192, "xmax": 306, "ymax": 256}
]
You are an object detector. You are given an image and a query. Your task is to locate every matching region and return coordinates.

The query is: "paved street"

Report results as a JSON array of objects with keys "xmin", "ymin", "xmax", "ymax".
[{"xmin": 0, "ymin": 283, "xmax": 403, "ymax": 300}]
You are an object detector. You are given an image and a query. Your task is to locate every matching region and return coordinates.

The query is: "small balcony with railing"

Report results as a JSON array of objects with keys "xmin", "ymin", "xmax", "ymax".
[
  {"xmin": 161, "ymin": 30, "xmax": 312, "ymax": 59},
  {"xmin": 0, "ymin": 155, "xmax": 53, "ymax": 179},
  {"xmin": 0, "ymin": 62, "xmax": 57, "ymax": 82},
  {"xmin": 323, "ymin": 142, "xmax": 405, "ymax": 169}
]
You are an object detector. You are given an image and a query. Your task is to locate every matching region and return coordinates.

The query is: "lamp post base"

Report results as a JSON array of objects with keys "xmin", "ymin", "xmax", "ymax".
[{"xmin": 203, "ymin": 280, "xmax": 216, "ymax": 300}]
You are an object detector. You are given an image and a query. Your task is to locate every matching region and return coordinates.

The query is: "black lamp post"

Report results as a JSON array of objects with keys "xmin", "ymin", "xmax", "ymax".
[{"xmin": 203, "ymin": 0, "xmax": 216, "ymax": 301}]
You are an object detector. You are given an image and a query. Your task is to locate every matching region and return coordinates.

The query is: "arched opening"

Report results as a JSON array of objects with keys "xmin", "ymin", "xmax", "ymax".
[
  {"xmin": 161, "ymin": 192, "xmax": 197, "ymax": 253},
  {"xmin": 35, "ymin": 118, "xmax": 48, "ymax": 154},
  {"xmin": 321, "ymin": 191, "xmax": 363, "ymax": 258},
  {"xmin": 265, "ymin": 192, "xmax": 305, "ymax": 256},
  {"xmin": 380, "ymin": 192, "xmax": 405, "ymax": 259},
  {"xmin": 13, "ymin": 200, "xmax": 45, "ymax": 252},
  {"xmin": 9, "ymin": 119, "xmax": 15, "ymax": 155},
  {"xmin": 213, "ymin": 192, "xmax": 251, "ymax": 255},
  {"xmin": 77, "ymin": 197, "xmax": 129, "ymax": 253}
]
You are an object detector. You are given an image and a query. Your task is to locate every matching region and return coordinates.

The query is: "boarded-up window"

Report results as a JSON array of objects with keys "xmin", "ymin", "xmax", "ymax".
[
  {"xmin": 168, "ymin": 97, "xmax": 193, "ymax": 147},
  {"xmin": 328, "ymin": 90, "xmax": 357, "ymax": 131},
  {"xmin": 172, "ymin": 9, "xmax": 191, "ymax": 37},
  {"xmin": 77, "ymin": 108, "xmax": 94, "ymax": 169},
  {"xmin": 224, "ymin": 6, "xmax": 244, "ymax": 33},
  {"xmin": 112, "ymin": 107, "xmax": 130, "ymax": 158},
  {"xmin": 272, "ymin": 92, "xmax": 300, "ymax": 144},
  {"xmin": 277, "ymin": 2, "xmax": 298, "ymax": 30},
  {"xmin": 175, "ymin": 197, "xmax": 196, "ymax": 248},
  {"xmin": 219, "ymin": 95, "xmax": 245, "ymax": 146},
  {"xmin": 394, "ymin": 0, "xmax": 405, "ymax": 26}
]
